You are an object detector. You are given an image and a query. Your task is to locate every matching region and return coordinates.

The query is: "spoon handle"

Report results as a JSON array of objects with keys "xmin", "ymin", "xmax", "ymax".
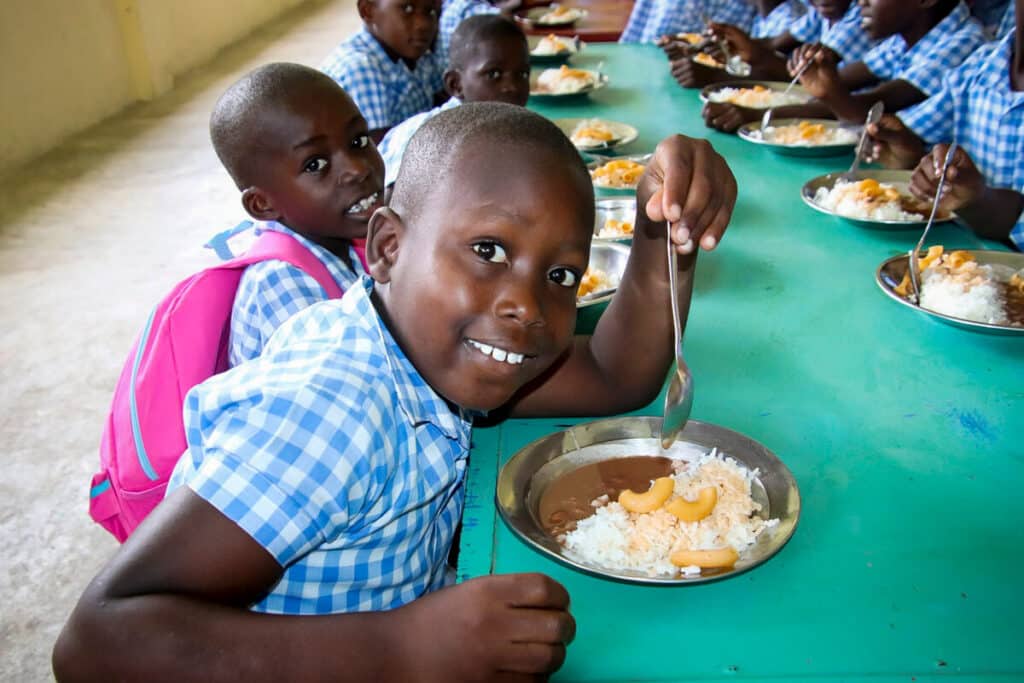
[{"xmin": 667, "ymin": 223, "xmax": 682, "ymax": 352}]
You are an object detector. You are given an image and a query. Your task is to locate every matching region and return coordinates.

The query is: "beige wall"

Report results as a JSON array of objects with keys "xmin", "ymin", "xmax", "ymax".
[{"xmin": 0, "ymin": 0, "xmax": 311, "ymax": 177}]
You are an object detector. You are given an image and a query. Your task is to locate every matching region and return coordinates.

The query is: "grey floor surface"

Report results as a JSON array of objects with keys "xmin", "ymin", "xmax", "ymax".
[{"xmin": 0, "ymin": 1, "xmax": 360, "ymax": 678}]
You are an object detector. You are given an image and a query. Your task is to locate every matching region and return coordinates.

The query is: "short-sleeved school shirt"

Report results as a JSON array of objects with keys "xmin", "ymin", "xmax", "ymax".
[
  {"xmin": 379, "ymin": 97, "xmax": 462, "ymax": 186},
  {"xmin": 620, "ymin": 0, "xmax": 756, "ymax": 44},
  {"xmin": 899, "ymin": 32, "xmax": 1024, "ymax": 249},
  {"xmin": 320, "ymin": 29, "xmax": 445, "ymax": 130},
  {"xmin": 862, "ymin": 1, "xmax": 986, "ymax": 97},
  {"xmin": 789, "ymin": 3, "xmax": 874, "ymax": 65},
  {"xmin": 438, "ymin": 0, "xmax": 500, "ymax": 57},
  {"xmin": 750, "ymin": 0, "xmax": 808, "ymax": 40},
  {"xmin": 169, "ymin": 276, "xmax": 474, "ymax": 614}
]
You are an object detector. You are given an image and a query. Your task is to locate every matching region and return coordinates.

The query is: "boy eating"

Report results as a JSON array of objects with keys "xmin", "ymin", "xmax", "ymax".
[
  {"xmin": 379, "ymin": 14, "xmax": 530, "ymax": 186},
  {"xmin": 53, "ymin": 104, "xmax": 736, "ymax": 681}
]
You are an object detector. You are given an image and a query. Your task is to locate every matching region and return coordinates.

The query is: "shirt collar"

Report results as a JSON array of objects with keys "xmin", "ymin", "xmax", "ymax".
[
  {"xmin": 904, "ymin": 1, "xmax": 971, "ymax": 53},
  {"xmin": 355, "ymin": 28, "xmax": 438, "ymax": 75}
]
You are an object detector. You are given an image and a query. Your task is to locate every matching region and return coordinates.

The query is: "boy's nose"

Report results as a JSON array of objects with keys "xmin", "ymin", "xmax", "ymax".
[
  {"xmin": 494, "ymin": 277, "xmax": 544, "ymax": 327},
  {"xmin": 337, "ymin": 155, "xmax": 373, "ymax": 184}
]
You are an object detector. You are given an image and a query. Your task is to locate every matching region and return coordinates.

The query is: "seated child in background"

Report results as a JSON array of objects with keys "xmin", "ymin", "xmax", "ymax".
[
  {"xmin": 668, "ymin": 0, "xmax": 809, "ymax": 87},
  {"xmin": 320, "ymin": 0, "xmax": 446, "ymax": 141},
  {"xmin": 380, "ymin": 15, "xmax": 530, "ymax": 186},
  {"xmin": 212, "ymin": 63, "xmax": 386, "ymax": 366},
  {"xmin": 621, "ymin": 0, "xmax": 756, "ymax": 45},
  {"xmin": 866, "ymin": 0, "xmax": 1023, "ymax": 249},
  {"xmin": 437, "ymin": 0, "xmax": 520, "ymax": 57},
  {"xmin": 53, "ymin": 103, "xmax": 738, "ymax": 682}
]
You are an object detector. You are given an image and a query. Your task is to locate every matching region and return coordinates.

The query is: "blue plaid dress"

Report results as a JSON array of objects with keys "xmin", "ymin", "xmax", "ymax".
[
  {"xmin": 169, "ymin": 277, "xmax": 474, "ymax": 614},
  {"xmin": 228, "ymin": 222, "xmax": 365, "ymax": 367},
  {"xmin": 320, "ymin": 29, "xmax": 445, "ymax": 130},
  {"xmin": 899, "ymin": 33, "xmax": 1024, "ymax": 249},
  {"xmin": 862, "ymin": 1, "xmax": 986, "ymax": 97},
  {"xmin": 750, "ymin": 0, "xmax": 808, "ymax": 39},
  {"xmin": 438, "ymin": 0, "xmax": 500, "ymax": 58},
  {"xmin": 620, "ymin": 0, "xmax": 756, "ymax": 44},
  {"xmin": 789, "ymin": 3, "xmax": 875, "ymax": 65},
  {"xmin": 379, "ymin": 97, "xmax": 462, "ymax": 186}
]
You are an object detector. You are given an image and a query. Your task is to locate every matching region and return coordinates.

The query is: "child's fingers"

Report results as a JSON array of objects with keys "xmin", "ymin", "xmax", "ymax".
[{"xmin": 492, "ymin": 572, "xmax": 570, "ymax": 609}]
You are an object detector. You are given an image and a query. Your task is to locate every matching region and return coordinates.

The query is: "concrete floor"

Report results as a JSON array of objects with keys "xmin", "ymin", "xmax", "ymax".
[{"xmin": 0, "ymin": 2, "xmax": 360, "ymax": 678}]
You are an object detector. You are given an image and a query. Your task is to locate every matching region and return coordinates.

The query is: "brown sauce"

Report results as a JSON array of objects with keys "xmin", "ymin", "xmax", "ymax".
[
  {"xmin": 1004, "ymin": 283, "xmax": 1024, "ymax": 326},
  {"xmin": 538, "ymin": 456, "xmax": 674, "ymax": 537}
]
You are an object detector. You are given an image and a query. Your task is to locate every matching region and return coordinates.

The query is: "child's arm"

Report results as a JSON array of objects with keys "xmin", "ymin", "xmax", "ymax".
[
  {"xmin": 53, "ymin": 489, "xmax": 574, "ymax": 682},
  {"xmin": 710, "ymin": 23, "xmax": 790, "ymax": 80},
  {"xmin": 910, "ymin": 144, "xmax": 1024, "ymax": 244},
  {"xmin": 503, "ymin": 135, "xmax": 736, "ymax": 417},
  {"xmin": 701, "ymin": 100, "xmax": 834, "ymax": 133},
  {"xmin": 864, "ymin": 114, "xmax": 927, "ymax": 169},
  {"xmin": 670, "ymin": 56, "xmax": 735, "ymax": 88}
]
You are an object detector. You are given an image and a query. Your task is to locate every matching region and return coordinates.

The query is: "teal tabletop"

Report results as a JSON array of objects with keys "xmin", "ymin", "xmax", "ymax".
[{"xmin": 457, "ymin": 44, "xmax": 1024, "ymax": 682}]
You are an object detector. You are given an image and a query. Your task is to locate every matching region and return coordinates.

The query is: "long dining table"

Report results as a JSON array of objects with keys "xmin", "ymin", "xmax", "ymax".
[{"xmin": 456, "ymin": 43, "xmax": 1024, "ymax": 681}]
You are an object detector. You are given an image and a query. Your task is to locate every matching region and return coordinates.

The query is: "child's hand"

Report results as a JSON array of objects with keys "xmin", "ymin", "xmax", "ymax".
[
  {"xmin": 701, "ymin": 101, "xmax": 751, "ymax": 134},
  {"xmin": 669, "ymin": 56, "xmax": 716, "ymax": 88},
  {"xmin": 864, "ymin": 114, "xmax": 925, "ymax": 169},
  {"xmin": 658, "ymin": 35, "xmax": 697, "ymax": 60},
  {"xmin": 394, "ymin": 573, "xmax": 575, "ymax": 682},
  {"xmin": 637, "ymin": 135, "xmax": 737, "ymax": 254},
  {"xmin": 708, "ymin": 22, "xmax": 756, "ymax": 62},
  {"xmin": 909, "ymin": 144, "xmax": 987, "ymax": 213},
  {"xmin": 788, "ymin": 43, "xmax": 839, "ymax": 100}
]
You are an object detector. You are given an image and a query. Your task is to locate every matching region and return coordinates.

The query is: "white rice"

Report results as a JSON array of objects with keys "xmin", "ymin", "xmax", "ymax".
[
  {"xmin": 560, "ymin": 449, "xmax": 778, "ymax": 577},
  {"xmin": 813, "ymin": 179, "xmax": 924, "ymax": 222},
  {"xmin": 920, "ymin": 260, "xmax": 1010, "ymax": 325},
  {"xmin": 707, "ymin": 86, "xmax": 807, "ymax": 108},
  {"xmin": 761, "ymin": 123, "xmax": 858, "ymax": 146}
]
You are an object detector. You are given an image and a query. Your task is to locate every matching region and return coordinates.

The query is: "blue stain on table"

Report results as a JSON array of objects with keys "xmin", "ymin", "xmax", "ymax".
[{"xmin": 950, "ymin": 408, "xmax": 996, "ymax": 443}]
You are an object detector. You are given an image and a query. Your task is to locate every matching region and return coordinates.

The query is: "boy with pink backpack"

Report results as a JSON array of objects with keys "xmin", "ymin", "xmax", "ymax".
[{"xmin": 89, "ymin": 63, "xmax": 385, "ymax": 541}]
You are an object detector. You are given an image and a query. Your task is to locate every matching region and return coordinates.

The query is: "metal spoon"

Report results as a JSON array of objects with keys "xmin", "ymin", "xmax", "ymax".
[
  {"xmin": 843, "ymin": 101, "xmax": 884, "ymax": 181},
  {"xmin": 660, "ymin": 222, "xmax": 694, "ymax": 450},
  {"xmin": 907, "ymin": 142, "xmax": 959, "ymax": 304},
  {"xmin": 761, "ymin": 51, "xmax": 817, "ymax": 133}
]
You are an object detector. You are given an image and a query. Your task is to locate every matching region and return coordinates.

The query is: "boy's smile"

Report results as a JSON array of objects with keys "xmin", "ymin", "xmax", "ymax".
[{"xmin": 371, "ymin": 141, "xmax": 594, "ymax": 412}]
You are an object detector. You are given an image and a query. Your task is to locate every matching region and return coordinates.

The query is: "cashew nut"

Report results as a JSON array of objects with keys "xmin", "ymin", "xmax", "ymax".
[
  {"xmin": 618, "ymin": 477, "xmax": 674, "ymax": 513},
  {"xmin": 670, "ymin": 547, "xmax": 739, "ymax": 569},
  {"xmin": 664, "ymin": 487, "xmax": 718, "ymax": 522}
]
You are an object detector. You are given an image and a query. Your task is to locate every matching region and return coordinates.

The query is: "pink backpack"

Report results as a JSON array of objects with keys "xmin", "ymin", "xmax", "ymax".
[{"xmin": 89, "ymin": 230, "xmax": 367, "ymax": 542}]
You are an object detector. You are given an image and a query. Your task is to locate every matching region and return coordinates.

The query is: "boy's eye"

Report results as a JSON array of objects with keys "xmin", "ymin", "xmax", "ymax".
[
  {"xmin": 303, "ymin": 157, "xmax": 328, "ymax": 173},
  {"xmin": 486, "ymin": 69, "xmax": 502, "ymax": 81},
  {"xmin": 351, "ymin": 134, "xmax": 371, "ymax": 149},
  {"xmin": 549, "ymin": 268, "xmax": 579, "ymax": 288},
  {"xmin": 472, "ymin": 241, "xmax": 508, "ymax": 263},
  {"xmin": 402, "ymin": 4, "xmax": 414, "ymax": 13},
  {"xmin": 518, "ymin": 70, "xmax": 530, "ymax": 80}
]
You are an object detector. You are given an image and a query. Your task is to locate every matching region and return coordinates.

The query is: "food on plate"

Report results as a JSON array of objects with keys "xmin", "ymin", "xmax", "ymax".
[
  {"xmin": 541, "ymin": 449, "xmax": 778, "ymax": 577},
  {"xmin": 536, "ymin": 5, "xmax": 584, "ymax": 24},
  {"xmin": 812, "ymin": 178, "xmax": 932, "ymax": 221},
  {"xmin": 894, "ymin": 246, "xmax": 1024, "ymax": 326},
  {"xmin": 535, "ymin": 65, "xmax": 597, "ymax": 94},
  {"xmin": 590, "ymin": 158, "xmax": 645, "ymax": 189},
  {"xmin": 707, "ymin": 84, "xmax": 807, "ymax": 108},
  {"xmin": 693, "ymin": 52, "xmax": 724, "ymax": 69},
  {"xmin": 598, "ymin": 217, "xmax": 634, "ymax": 238},
  {"xmin": 675, "ymin": 32, "xmax": 704, "ymax": 45},
  {"xmin": 570, "ymin": 119, "xmax": 617, "ymax": 147},
  {"xmin": 576, "ymin": 267, "xmax": 611, "ymax": 299},
  {"xmin": 532, "ymin": 33, "xmax": 577, "ymax": 55},
  {"xmin": 761, "ymin": 120, "xmax": 858, "ymax": 146}
]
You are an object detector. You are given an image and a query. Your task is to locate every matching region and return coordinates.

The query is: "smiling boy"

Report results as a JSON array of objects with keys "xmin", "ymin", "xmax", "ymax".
[
  {"xmin": 53, "ymin": 104, "xmax": 736, "ymax": 681},
  {"xmin": 321, "ymin": 0, "xmax": 446, "ymax": 141}
]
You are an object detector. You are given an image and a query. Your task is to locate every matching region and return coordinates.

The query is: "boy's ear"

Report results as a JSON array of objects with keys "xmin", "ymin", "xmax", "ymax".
[
  {"xmin": 357, "ymin": 0, "xmax": 375, "ymax": 25},
  {"xmin": 366, "ymin": 206, "xmax": 405, "ymax": 283},
  {"xmin": 241, "ymin": 187, "xmax": 281, "ymax": 222},
  {"xmin": 443, "ymin": 68, "xmax": 463, "ymax": 99}
]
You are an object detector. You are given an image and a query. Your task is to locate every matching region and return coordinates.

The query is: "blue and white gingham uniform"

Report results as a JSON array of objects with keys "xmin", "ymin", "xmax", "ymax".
[
  {"xmin": 438, "ymin": 0, "xmax": 500, "ymax": 57},
  {"xmin": 862, "ymin": 2, "xmax": 985, "ymax": 97},
  {"xmin": 620, "ymin": 0, "xmax": 756, "ymax": 44},
  {"xmin": 994, "ymin": 2, "xmax": 1016, "ymax": 38},
  {"xmin": 229, "ymin": 222, "xmax": 365, "ymax": 367},
  {"xmin": 320, "ymin": 29, "xmax": 445, "ymax": 130},
  {"xmin": 789, "ymin": 3, "xmax": 874, "ymax": 65},
  {"xmin": 379, "ymin": 97, "xmax": 462, "ymax": 186},
  {"xmin": 750, "ymin": 0, "xmax": 807, "ymax": 39},
  {"xmin": 899, "ymin": 32, "xmax": 1024, "ymax": 249},
  {"xmin": 169, "ymin": 277, "xmax": 473, "ymax": 614}
]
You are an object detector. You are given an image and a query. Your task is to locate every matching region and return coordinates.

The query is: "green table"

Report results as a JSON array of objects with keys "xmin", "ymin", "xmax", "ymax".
[{"xmin": 458, "ymin": 44, "xmax": 1024, "ymax": 682}]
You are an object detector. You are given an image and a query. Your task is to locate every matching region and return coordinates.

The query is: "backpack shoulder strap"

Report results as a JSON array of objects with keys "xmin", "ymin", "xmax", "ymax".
[{"xmin": 237, "ymin": 231, "xmax": 346, "ymax": 299}]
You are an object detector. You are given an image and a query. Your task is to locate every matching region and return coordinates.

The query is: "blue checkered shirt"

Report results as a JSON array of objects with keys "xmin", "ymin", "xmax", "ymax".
[
  {"xmin": 751, "ymin": 0, "xmax": 808, "ymax": 39},
  {"xmin": 862, "ymin": 2, "xmax": 986, "ymax": 97},
  {"xmin": 620, "ymin": 0, "xmax": 756, "ymax": 44},
  {"xmin": 439, "ymin": 0, "xmax": 500, "ymax": 57},
  {"xmin": 995, "ymin": 3, "xmax": 1016, "ymax": 38},
  {"xmin": 379, "ymin": 97, "xmax": 462, "ymax": 186},
  {"xmin": 899, "ymin": 32, "xmax": 1024, "ymax": 249},
  {"xmin": 789, "ymin": 3, "xmax": 874, "ymax": 65},
  {"xmin": 320, "ymin": 29, "xmax": 445, "ymax": 130},
  {"xmin": 169, "ymin": 276, "xmax": 474, "ymax": 614},
  {"xmin": 229, "ymin": 222, "xmax": 365, "ymax": 367}
]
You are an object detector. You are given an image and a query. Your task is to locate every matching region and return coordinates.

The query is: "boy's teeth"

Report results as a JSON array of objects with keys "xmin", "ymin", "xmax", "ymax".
[
  {"xmin": 346, "ymin": 192, "xmax": 379, "ymax": 214},
  {"xmin": 468, "ymin": 339, "xmax": 524, "ymax": 365}
]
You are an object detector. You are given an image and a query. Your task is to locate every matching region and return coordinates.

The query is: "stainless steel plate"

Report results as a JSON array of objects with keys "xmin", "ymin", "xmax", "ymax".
[
  {"xmin": 496, "ymin": 416, "xmax": 801, "ymax": 585},
  {"xmin": 530, "ymin": 69, "xmax": 608, "ymax": 99},
  {"xmin": 738, "ymin": 118, "xmax": 859, "ymax": 157},
  {"xmin": 577, "ymin": 241, "xmax": 629, "ymax": 308},
  {"xmin": 586, "ymin": 153, "xmax": 651, "ymax": 193},
  {"xmin": 518, "ymin": 5, "xmax": 588, "ymax": 28},
  {"xmin": 527, "ymin": 34, "xmax": 582, "ymax": 64},
  {"xmin": 593, "ymin": 198, "xmax": 636, "ymax": 243},
  {"xmin": 801, "ymin": 169, "xmax": 957, "ymax": 229},
  {"xmin": 875, "ymin": 250, "xmax": 1024, "ymax": 336},
  {"xmin": 699, "ymin": 80, "xmax": 811, "ymax": 107},
  {"xmin": 554, "ymin": 117, "xmax": 639, "ymax": 152}
]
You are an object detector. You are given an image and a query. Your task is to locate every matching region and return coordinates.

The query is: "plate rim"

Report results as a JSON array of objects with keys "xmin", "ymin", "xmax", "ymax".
[
  {"xmin": 587, "ymin": 153, "xmax": 651, "ymax": 192},
  {"xmin": 699, "ymin": 80, "xmax": 811, "ymax": 106},
  {"xmin": 529, "ymin": 69, "xmax": 608, "ymax": 98},
  {"xmin": 576, "ymin": 241, "xmax": 630, "ymax": 307},
  {"xmin": 519, "ymin": 5, "xmax": 588, "ymax": 27},
  {"xmin": 737, "ymin": 118, "xmax": 859, "ymax": 153},
  {"xmin": 553, "ymin": 117, "xmax": 639, "ymax": 151},
  {"xmin": 801, "ymin": 169, "xmax": 958, "ymax": 228}
]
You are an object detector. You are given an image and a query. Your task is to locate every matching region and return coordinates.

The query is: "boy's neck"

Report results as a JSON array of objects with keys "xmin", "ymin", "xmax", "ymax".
[{"xmin": 900, "ymin": 2, "xmax": 954, "ymax": 48}]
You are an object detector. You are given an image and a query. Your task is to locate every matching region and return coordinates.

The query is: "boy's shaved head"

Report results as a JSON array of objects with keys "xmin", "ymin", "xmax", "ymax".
[
  {"xmin": 210, "ymin": 62, "xmax": 343, "ymax": 189},
  {"xmin": 391, "ymin": 102, "xmax": 592, "ymax": 219},
  {"xmin": 448, "ymin": 15, "xmax": 526, "ymax": 70}
]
